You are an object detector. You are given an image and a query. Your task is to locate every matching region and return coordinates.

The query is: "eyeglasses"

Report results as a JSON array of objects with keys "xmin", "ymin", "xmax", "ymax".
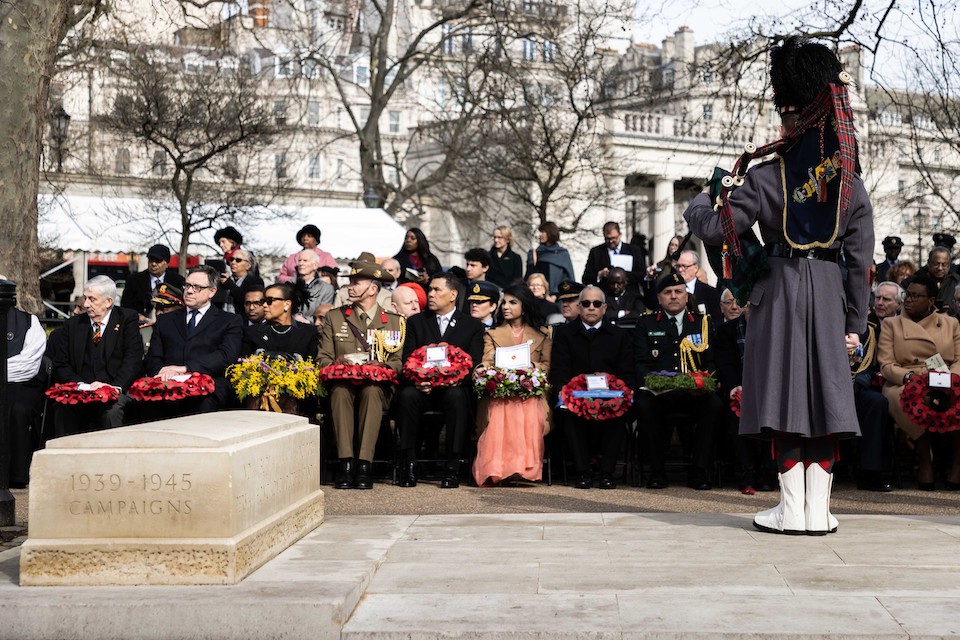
[
  {"xmin": 183, "ymin": 283, "xmax": 212, "ymax": 292},
  {"xmin": 904, "ymin": 292, "xmax": 931, "ymax": 301},
  {"xmin": 676, "ymin": 263, "xmax": 696, "ymax": 271},
  {"xmin": 229, "ymin": 257, "xmax": 246, "ymax": 263},
  {"xmin": 580, "ymin": 299, "xmax": 604, "ymax": 308},
  {"xmin": 259, "ymin": 297, "xmax": 291, "ymax": 306},
  {"xmin": 244, "ymin": 300, "xmax": 265, "ymax": 307}
]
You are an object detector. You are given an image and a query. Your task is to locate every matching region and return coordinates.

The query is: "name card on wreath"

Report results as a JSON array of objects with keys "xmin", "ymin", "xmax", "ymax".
[
  {"xmin": 586, "ymin": 374, "xmax": 609, "ymax": 391},
  {"xmin": 495, "ymin": 342, "xmax": 531, "ymax": 370},
  {"xmin": 424, "ymin": 345, "xmax": 448, "ymax": 368}
]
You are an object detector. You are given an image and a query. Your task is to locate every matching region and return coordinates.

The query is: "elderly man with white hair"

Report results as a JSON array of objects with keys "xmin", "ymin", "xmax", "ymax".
[
  {"xmin": 297, "ymin": 249, "xmax": 336, "ymax": 319},
  {"xmin": 50, "ymin": 275, "xmax": 144, "ymax": 437}
]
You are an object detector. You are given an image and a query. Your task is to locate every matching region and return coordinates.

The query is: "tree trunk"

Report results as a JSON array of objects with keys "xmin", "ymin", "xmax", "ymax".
[{"xmin": 0, "ymin": 0, "xmax": 66, "ymax": 315}]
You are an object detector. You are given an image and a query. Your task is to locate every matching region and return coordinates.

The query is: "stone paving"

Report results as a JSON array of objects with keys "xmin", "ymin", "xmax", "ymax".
[{"xmin": 2, "ymin": 510, "xmax": 960, "ymax": 639}]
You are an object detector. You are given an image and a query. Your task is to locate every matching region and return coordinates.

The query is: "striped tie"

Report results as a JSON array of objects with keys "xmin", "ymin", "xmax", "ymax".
[{"xmin": 92, "ymin": 322, "xmax": 102, "ymax": 344}]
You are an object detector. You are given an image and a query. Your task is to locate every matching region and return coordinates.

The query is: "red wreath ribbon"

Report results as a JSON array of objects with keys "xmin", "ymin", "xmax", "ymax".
[
  {"xmin": 730, "ymin": 387, "xmax": 742, "ymax": 418},
  {"xmin": 128, "ymin": 373, "xmax": 215, "ymax": 402},
  {"xmin": 559, "ymin": 374, "xmax": 634, "ymax": 421},
  {"xmin": 318, "ymin": 362, "xmax": 398, "ymax": 385},
  {"xmin": 690, "ymin": 371, "xmax": 709, "ymax": 390},
  {"xmin": 900, "ymin": 373, "xmax": 960, "ymax": 434},
  {"xmin": 403, "ymin": 343, "xmax": 473, "ymax": 386},
  {"xmin": 45, "ymin": 382, "xmax": 120, "ymax": 405}
]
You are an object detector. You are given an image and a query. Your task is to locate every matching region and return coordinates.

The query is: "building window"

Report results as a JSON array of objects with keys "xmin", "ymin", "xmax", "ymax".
[
  {"xmin": 307, "ymin": 154, "xmax": 321, "ymax": 180},
  {"xmin": 461, "ymin": 29, "xmax": 473, "ymax": 56},
  {"xmin": 522, "ymin": 38, "xmax": 536, "ymax": 62},
  {"xmin": 307, "ymin": 100, "xmax": 321, "ymax": 126},
  {"xmin": 389, "ymin": 111, "xmax": 401, "ymax": 133},
  {"xmin": 335, "ymin": 157, "xmax": 345, "ymax": 179},
  {"xmin": 934, "ymin": 147, "xmax": 942, "ymax": 163},
  {"xmin": 275, "ymin": 56, "xmax": 292, "ymax": 77},
  {"xmin": 386, "ymin": 166, "xmax": 398, "ymax": 184},
  {"xmin": 897, "ymin": 179, "xmax": 905, "ymax": 197},
  {"xmin": 302, "ymin": 58, "xmax": 318, "ymax": 79},
  {"xmin": 115, "ymin": 148, "xmax": 130, "ymax": 175},
  {"xmin": 663, "ymin": 68, "xmax": 675, "ymax": 88},
  {"xmin": 355, "ymin": 65, "xmax": 369, "ymax": 86},
  {"xmin": 274, "ymin": 152, "xmax": 287, "ymax": 179},
  {"xmin": 702, "ymin": 104, "xmax": 713, "ymax": 121},
  {"xmin": 542, "ymin": 41, "xmax": 556, "ymax": 63},
  {"xmin": 151, "ymin": 150, "xmax": 167, "ymax": 176},
  {"xmin": 224, "ymin": 154, "xmax": 239, "ymax": 180},
  {"xmin": 274, "ymin": 101, "xmax": 287, "ymax": 126},
  {"xmin": 442, "ymin": 24, "xmax": 455, "ymax": 55}
]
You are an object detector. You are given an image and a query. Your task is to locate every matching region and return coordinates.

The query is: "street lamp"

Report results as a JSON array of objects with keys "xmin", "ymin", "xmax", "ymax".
[
  {"xmin": 49, "ymin": 105, "xmax": 71, "ymax": 172},
  {"xmin": 0, "ymin": 279, "xmax": 16, "ymax": 525},
  {"xmin": 362, "ymin": 185, "xmax": 385, "ymax": 209}
]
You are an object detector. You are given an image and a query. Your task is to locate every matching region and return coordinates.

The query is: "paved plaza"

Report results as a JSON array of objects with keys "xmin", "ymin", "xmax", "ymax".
[{"xmin": 1, "ymin": 495, "xmax": 959, "ymax": 639}]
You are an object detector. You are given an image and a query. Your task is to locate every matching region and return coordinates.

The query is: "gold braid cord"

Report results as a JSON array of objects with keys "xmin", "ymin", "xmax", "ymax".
[
  {"xmin": 679, "ymin": 316, "xmax": 710, "ymax": 374},
  {"xmin": 372, "ymin": 315, "xmax": 406, "ymax": 363},
  {"xmin": 850, "ymin": 324, "xmax": 876, "ymax": 379}
]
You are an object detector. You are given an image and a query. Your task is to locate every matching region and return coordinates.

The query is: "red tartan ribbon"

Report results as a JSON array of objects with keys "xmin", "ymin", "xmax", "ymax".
[
  {"xmin": 318, "ymin": 363, "xmax": 398, "ymax": 385},
  {"xmin": 128, "ymin": 373, "xmax": 215, "ymax": 402},
  {"xmin": 403, "ymin": 343, "xmax": 473, "ymax": 386},
  {"xmin": 45, "ymin": 382, "xmax": 119, "ymax": 405},
  {"xmin": 559, "ymin": 374, "xmax": 634, "ymax": 421}
]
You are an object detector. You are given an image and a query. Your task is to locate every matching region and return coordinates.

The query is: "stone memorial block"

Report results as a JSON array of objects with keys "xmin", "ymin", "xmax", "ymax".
[{"xmin": 20, "ymin": 411, "xmax": 323, "ymax": 586}]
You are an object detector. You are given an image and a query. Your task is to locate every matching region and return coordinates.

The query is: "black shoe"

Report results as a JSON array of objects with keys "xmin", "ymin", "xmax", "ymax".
[
  {"xmin": 334, "ymin": 458, "xmax": 355, "ymax": 489},
  {"xmin": 857, "ymin": 471, "xmax": 893, "ymax": 492},
  {"xmin": 355, "ymin": 460, "xmax": 374, "ymax": 490},
  {"xmin": 574, "ymin": 472, "xmax": 592, "ymax": 489},
  {"xmin": 646, "ymin": 471, "xmax": 668, "ymax": 490},
  {"xmin": 440, "ymin": 474, "xmax": 459, "ymax": 489},
  {"xmin": 687, "ymin": 468, "xmax": 712, "ymax": 491},
  {"xmin": 598, "ymin": 474, "xmax": 616, "ymax": 490},
  {"xmin": 398, "ymin": 462, "xmax": 417, "ymax": 488}
]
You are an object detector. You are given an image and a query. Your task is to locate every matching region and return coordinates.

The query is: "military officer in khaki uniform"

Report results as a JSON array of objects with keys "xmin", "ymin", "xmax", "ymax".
[{"xmin": 318, "ymin": 260, "xmax": 405, "ymax": 490}]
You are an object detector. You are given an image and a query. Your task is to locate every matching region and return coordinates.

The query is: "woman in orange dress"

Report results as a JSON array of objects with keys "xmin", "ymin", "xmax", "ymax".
[{"xmin": 473, "ymin": 283, "xmax": 552, "ymax": 485}]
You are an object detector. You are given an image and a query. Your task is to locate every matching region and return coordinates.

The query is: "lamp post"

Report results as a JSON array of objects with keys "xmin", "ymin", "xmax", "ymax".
[
  {"xmin": 916, "ymin": 207, "xmax": 924, "ymax": 265},
  {"xmin": 0, "ymin": 279, "xmax": 17, "ymax": 525},
  {"xmin": 362, "ymin": 185, "xmax": 385, "ymax": 209},
  {"xmin": 49, "ymin": 105, "xmax": 71, "ymax": 172}
]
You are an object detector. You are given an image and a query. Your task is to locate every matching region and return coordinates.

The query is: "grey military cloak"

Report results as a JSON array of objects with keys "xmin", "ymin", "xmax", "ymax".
[{"xmin": 683, "ymin": 159, "xmax": 874, "ymax": 439}]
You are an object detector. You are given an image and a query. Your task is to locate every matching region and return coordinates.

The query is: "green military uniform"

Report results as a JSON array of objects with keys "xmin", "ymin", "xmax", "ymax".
[{"xmin": 318, "ymin": 301, "xmax": 405, "ymax": 462}]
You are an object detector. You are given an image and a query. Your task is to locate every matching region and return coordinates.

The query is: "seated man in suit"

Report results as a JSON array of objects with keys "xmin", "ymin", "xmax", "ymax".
[
  {"xmin": 144, "ymin": 265, "xmax": 243, "ymax": 415},
  {"xmin": 395, "ymin": 272, "xmax": 485, "ymax": 488},
  {"xmin": 120, "ymin": 244, "xmax": 185, "ymax": 324},
  {"xmin": 634, "ymin": 271, "xmax": 722, "ymax": 490},
  {"xmin": 582, "ymin": 222, "xmax": 645, "ymax": 287},
  {"xmin": 673, "ymin": 250, "xmax": 722, "ymax": 323},
  {"xmin": 551, "ymin": 285, "xmax": 635, "ymax": 489},
  {"xmin": 51, "ymin": 276, "xmax": 144, "ymax": 437},
  {"xmin": 603, "ymin": 267, "xmax": 646, "ymax": 324}
]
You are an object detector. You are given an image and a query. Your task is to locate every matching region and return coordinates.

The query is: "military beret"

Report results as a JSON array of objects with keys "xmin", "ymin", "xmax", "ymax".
[
  {"xmin": 151, "ymin": 283, "xmax": 184, "ymax": 308},
  {"xmin": 933, "ymin": 233, "xmax": 956, "ymax": 249},
  {"xmin": 466, "ymin": 280, "xmax": 501, "ymax": 303},
  {"xmin": 556, "ymin": 280, "xmax": 585, "ymax": 301},
  {"xmin": 655, "ymin": 270, "xmax": 686, "ymax": 294},
  {"xmin": 349, "ymin": 261, "xmax": 395, "ymax": 284},
  {"xmin": 881, "ymin": 236, "xmax": 903, "ymax": 249}
]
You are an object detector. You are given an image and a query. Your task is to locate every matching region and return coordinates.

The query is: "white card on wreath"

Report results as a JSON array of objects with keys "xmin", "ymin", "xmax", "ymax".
[
  {"xmin": 929, "ymin": 371, "xmax": 952, "ymax": 389},
  {"xmin": 424, "ymin": 345, "xmax": 448, "ymax": 369},
  {"xmin": 495, "ymin": 343, "xmax": 532, "ymax": 370},
  {"xmin": 586, "ymin": 374, "xmax": 609, "ymax": 391}
]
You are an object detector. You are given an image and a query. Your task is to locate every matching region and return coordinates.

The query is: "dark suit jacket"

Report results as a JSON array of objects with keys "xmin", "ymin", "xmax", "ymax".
[
  {"xmin": 690, "ymin": 280, "xmax": 722, "ymax": 324},
  {"xmin": 51, "ymin": 306, "xmax": 144, "ymax": 391},
  {"xmin": 120, "ymin": 270, "xmax": 185, "ymax": 317},
  {"xmin": 635, "ymin": 310, "xmax": 716, "ymax": 382},
  {"xmin": 401, "ymin": 310, "xmax": 485, "ymax": 385},
  {"xmin": 582, "ymin": 242, "xmax": 645, "ymax": 286},
  {"xmin": 603, "ymin": 289, "xmax": 647, "ymax": 324},
  {"xmin": 550, "ymin": 321, "xmax": 635, "ymax": 393},
  {"xmin": 144, "ymin": 305, "xmax": 243, "ymax": 377},
  {"xmin": 714, "ymin": 316, "xmax": 746, "ymax": 394}
]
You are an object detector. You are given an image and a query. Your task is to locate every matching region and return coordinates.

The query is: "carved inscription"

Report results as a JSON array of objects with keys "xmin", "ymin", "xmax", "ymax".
[
  {"xmin": 234, "ymin": 440, "xmax": 317, "ymax": 516},
  {"xmin": 67, "ymin": 473, "xmax": 193, "ymax": 518}
]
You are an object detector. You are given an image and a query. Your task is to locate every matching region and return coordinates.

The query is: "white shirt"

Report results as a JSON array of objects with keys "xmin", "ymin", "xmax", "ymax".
[
  {"xmin": 685, "ymin": 279, "xmax": 697, "ymax": 295},
  {"xmin": 186, "ymin": 303, "xmax": 211, "ymax": 326},
  {"xmin": 8, "ymin": 315, "xmax": 45, "ymax": 383},
  {"xmin": 151, "ymin": 275, "xmax": 164, "ymax": 290},
  {"xmin": 581, "ymin": 321, "xmax": 602, "ymax": 332},
  {"xmin": 437, "ymin": 310, "xmax": 455, "ymax": 335}
]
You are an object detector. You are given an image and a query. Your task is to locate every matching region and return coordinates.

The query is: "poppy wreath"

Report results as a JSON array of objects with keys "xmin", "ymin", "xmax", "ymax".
[
  {"xmin": 45, "ymin": 382, "xmax": 119, "ymax": 405},
  {"xmin": 318, "ymin": 363, "xmax": 398, "ymax": 385},
  {"xmin": 643, "ymin": 371, "xmax": 717, "ymax": 393},
  {"xmin": 559, "ymin": 374, "xmax": 634, "ymax": 421},
  {"xmin": 900, "ymin": 373, "xmax": 960, "ymax": 434},
  {"xmin": 403, "ymin": 343, "xmax": 473, "ymax": 386},
  {"xmin": 731, "ymin": 387, "xmax": 742, "ymax": 418},
  {"xmin": 128, "ymin": 373, "xmax": 216, "ymax": 402}
]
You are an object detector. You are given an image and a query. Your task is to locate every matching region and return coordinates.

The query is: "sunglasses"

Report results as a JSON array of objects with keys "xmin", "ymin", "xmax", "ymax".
[
  {"xmin": 259, "ymin": 297, "xmax": 291, "ymax": 305},
  {"xmin": 229, "ymin": 257, "xmax": 246, "ymax": 263},
  {"xmin": 580, "ymin": 299, "xmax": 604, "ymax": 308}
]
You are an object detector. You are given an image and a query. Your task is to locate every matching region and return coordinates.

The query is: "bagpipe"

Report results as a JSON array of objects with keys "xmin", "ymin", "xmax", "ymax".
[{"xmin": 673, "ymin": 70, "xmax": 858, "ymax": 307}]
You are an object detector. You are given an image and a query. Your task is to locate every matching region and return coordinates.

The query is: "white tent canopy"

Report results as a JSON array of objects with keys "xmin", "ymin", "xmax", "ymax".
[{"xmin": 38, "ymin": 194, "xmax": 407, "ymax": 261}]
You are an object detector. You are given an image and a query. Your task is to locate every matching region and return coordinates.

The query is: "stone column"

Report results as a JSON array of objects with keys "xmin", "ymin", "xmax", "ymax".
[{"xmin": 652, "ymin": 177, "xmax": 676, "ymax": 262}]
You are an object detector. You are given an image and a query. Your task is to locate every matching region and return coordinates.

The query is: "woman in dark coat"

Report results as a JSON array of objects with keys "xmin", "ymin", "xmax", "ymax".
[
  {"xmin": 684, "ymin": 37, "xmax": 874, "ymax": 536},
  {"xmin": 242, "ymin": 282, "xmax": 318, "ymax": 359},
  {"xmin": 393, "ymin": 228, "xmax": 442, "ymax": 286},
  {"xmin": 487, "ymin": 225, "xmax": 524, "ymax": 288},
  {"xmin": 525, "ymin": 222, "xmax": 575, "ymax": 296}
]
